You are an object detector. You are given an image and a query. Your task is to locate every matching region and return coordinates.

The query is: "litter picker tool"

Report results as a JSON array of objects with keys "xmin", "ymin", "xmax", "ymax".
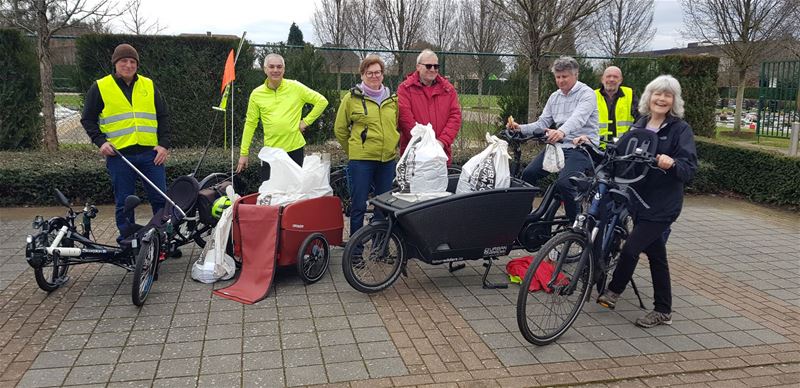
[{"xmin": 109, "ymin": 145, "xmax": 186, "ymax": 218}]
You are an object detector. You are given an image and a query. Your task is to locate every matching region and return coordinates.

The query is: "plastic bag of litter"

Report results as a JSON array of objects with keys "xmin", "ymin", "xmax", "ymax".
[
  {"xmin": 456, "ymin": 133, "xmax": 511, "ymax": 193},
  {"xmin": 393, "ymin": 123, "xmax": 448, "ymax": 201},
  {"xmin": 256, "ymin": 148, "xmax": 332, "ymax": 206}
]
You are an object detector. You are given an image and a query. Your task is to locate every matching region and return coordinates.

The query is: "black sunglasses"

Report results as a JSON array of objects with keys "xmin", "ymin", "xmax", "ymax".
[{"xmin": 420, "ymin": 63, "xmax": 440, "ymax": 70}]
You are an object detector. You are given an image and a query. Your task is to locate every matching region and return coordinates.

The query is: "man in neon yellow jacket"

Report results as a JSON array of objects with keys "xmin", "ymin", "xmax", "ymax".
[{"xmin": 236, "ymin": 53, "xmax": 329, "ymax": 180}]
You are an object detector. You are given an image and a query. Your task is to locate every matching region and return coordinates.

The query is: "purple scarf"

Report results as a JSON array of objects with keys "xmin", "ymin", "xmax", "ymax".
[{"xmin": 360, "ymin": 82, "xmax": 390, "ymax": 105}]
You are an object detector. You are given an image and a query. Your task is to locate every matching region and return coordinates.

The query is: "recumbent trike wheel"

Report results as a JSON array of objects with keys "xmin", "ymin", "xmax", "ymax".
[
  {"xmin": 297, "ymin": 233, "xmax": 330, "ymax": 284},
  {"xmin": 342, "ymin": 223, "xmax": 405, "ymax": 293},
  {"xmin": 132, "ymin": 227, "xmax": 161, "ymax": 306},
  {"xmin": 34, "ymin": 220, "xmax": 72, "ymax": 292}
]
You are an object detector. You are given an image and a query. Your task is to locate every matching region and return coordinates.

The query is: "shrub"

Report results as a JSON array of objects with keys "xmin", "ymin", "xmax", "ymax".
[
  {"xmin": 75, "ymin": 34, "xmax": 257, "ymax": 148},
  {"xmin": 0, "ymin": 29, "xmax": 41, "ymax": 150},
  {"xmin": 658, "ymin": 55, "xmax": 719, "ymax": 138},
  {"xmin": 694, "ymin": 138, "xmax": 800, "ymax": 206}
]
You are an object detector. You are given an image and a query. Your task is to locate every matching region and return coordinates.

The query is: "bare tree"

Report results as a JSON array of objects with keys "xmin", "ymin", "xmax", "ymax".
[
  {"xmin": 344, "ymin": 0, "xmax": 375, "ymax": 56},
  {"xmin": 459, "ymin": 0, "xmax": 504, "ymax": 95},
  {"xmin": 429, "ymin": 0, "xmax": 457, "ymax": 50},
  {"xmin": 120, "ymin": 0, "xmax": 166, "ymax": 35},
  {"xmin": 373, "ymin": 0, "xmax": 430, "ymax": 75},
  {"xmin": 682, "ymin": 0, "xmax": 798, "ymax": 133},
  {"xmin": 313, "ymin": 0, "xmax": 349, "ymax": 89},
  {"xmin": 586, "ymin": 0, "xmax": 654, "ymax": 57},
  {"xmin": 491, "ymin": 0, "xmax": 608, "ymax": 121},
  {"xmin": 1, "ymin": 0, "xmax": 119, "ymax": 151}
]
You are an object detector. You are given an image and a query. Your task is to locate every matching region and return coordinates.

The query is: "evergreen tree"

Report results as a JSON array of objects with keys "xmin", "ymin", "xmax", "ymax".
[{"xmin": 288, "ymin": 22, "xmax": 305, "ymax": 45}]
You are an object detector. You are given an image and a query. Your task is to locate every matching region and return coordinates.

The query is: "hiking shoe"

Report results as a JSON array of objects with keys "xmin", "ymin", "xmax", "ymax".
[
  {"xmin": 596, "ymin": 290, "xmax": 620, "ymax": 309},
  {"xmin": 635, "ymin": 310, "xmax": 672, "ymax": 328}
]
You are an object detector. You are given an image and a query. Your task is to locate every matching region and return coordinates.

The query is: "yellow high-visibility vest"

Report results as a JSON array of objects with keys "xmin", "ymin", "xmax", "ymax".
[
  {"xmin": 596, "ymin": 86, "xmax": 634, "ymax": 143},
  {"xmin": 97, "ymin": 74, "xmax": 159, "ymax": 150}
]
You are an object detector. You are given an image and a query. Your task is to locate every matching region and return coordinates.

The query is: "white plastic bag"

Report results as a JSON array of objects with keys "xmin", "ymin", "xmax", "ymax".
[
  {"xmin": 394, "ymin": 123, "xmax": 448, "ymax": 200},
  {"xmin": 256, "ymin": 147, "xmax": 332, "ymax": 206},
  {"xmin": 542, "ymin": 144, "xmax": 565, "ymax": 173},
  {"xmin": 191, "ymin": 186, "xmax": 238, "ymax": 283},
  {"xmin": 456, "ymin": 133, "xmax": 511, "ymax": 193}
]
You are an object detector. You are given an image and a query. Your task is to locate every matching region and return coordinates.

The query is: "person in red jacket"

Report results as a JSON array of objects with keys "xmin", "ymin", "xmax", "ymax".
[{"xmin": 397, "ymin": 49, "xmax": 462, "ymax": 164}]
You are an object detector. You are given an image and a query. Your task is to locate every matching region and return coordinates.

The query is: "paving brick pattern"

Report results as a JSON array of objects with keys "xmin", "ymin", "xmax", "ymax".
[{"xmin": 1, "ymin": 196, "xmax": 798, "ymax": 387}]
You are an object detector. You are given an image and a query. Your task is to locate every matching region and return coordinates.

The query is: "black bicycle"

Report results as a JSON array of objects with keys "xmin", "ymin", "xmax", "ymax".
[{"xmin": 516, "ymin": 132, "xmax": 661, "ymax": 345}]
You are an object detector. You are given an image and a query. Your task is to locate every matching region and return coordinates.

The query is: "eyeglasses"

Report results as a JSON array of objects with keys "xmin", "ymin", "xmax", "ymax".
[
  {"xmin": 420, "ymin": 63, "xmax": 440, "ymax": 70},
  {"xmin": 364, "ymin": 70, "xmax": 383, "ymax": 77}
]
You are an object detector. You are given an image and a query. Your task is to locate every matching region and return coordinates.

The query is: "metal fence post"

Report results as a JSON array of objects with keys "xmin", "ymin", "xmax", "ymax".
[{"xmin": 790, "ymin": 122, "xmax": 799, "ymax": 156}]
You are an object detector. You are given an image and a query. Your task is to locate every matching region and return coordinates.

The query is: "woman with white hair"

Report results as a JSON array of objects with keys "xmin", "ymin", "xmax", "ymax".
[{"xmin": 595, "ymin": 75, "xmax": 698, "ymax": 328}]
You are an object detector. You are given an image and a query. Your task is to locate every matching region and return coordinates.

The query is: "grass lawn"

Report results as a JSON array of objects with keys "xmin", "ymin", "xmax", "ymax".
[
  {"xmin": 55, "ymin": 93, "xmax": 82, "ymax": 109},
  {"xmin": 715, "ymin": 126, "xmax": 794, "ymax": 152}
]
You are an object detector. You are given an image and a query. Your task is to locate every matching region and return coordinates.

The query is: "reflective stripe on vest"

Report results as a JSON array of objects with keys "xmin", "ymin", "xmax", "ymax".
[
  {"xmin": 96, "ymin": 75, "xmax": 159, "ymax": 149},
  {"xmin": 596, "ymin": 86, "xmax": 634, "ymax": 140}
]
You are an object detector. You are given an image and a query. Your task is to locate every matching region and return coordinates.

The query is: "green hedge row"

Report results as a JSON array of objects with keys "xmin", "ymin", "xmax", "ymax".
[
  {"xmin": 0, "ymin": 29, "xmax": 41, "ymax": 150},
  {"xmin": 694, "ymin": 138, "xmax": 800, "ymax": 207},
  {"xmin": 2, "ymin": 139, "xmax": 797, "ymax": 208}
]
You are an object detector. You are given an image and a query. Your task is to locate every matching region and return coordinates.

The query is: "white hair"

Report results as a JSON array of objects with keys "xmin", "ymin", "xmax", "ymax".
[
  {"xmin": 639, "ymin": 75, "xmax": 685, "ymax": 118},
  {"xmin": 416, "ymin": 49, "xmax": 438, "ymax": 64},
  {"xmin": 551, "ymin": 56, "xmax": 580, "ymax": 75},
  {"xmin": 264, "ymin": 53, "xmax": 285, "ymax": 67}
]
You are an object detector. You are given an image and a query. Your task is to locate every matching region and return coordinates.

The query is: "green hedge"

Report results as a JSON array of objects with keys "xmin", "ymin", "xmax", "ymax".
[
  {"xmin": 0, "ymin": 29, "xmax": 41, "ymax": 150},
  {"xmin": 3, "ymin": 139, "xmax": 798, "ymax": 208},
  {"xmin": 694, "ymin": 138, "xmax": 800, "ymax": 207},
  {"xmin": 658, "ymin": 55, "xmax": 719, "ymax": 137},
  {"xmin": 76, "ymin": 34, "xmax": 256, "ymax": 148}
]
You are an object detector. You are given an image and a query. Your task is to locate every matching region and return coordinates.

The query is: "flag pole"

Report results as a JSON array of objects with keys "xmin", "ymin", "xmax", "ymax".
[{"xmin": 230, "ymin": 32, "xmax": 247, "ymax": 184}]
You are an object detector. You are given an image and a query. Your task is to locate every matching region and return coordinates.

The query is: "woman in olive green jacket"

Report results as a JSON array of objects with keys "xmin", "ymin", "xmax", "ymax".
[{"xmin": 334, "ymin": 55, "xmax": 399, "ymax": 236}]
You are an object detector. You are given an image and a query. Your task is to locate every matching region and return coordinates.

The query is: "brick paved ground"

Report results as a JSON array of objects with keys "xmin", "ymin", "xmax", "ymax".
[{"xmin": 1, "ymin": 195, "xmax": 798, "ymax": 387}]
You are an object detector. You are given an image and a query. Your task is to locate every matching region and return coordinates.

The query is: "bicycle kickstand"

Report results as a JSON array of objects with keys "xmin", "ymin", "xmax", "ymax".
[
  {"xmin": 629, "ymin": 279, "xmax": 646, "ymax": 309},
  {"xmin": 481, "ymin": 257, "xmax": 508, "ymax": 289}
]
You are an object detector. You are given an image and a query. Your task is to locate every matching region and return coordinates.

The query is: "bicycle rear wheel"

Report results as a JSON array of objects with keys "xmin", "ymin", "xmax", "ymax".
[{"xmin": 517, "ymin": 231, "xmax": 593, "ymax": 345}]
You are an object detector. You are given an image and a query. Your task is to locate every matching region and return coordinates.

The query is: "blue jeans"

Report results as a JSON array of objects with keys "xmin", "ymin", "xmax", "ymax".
[
  {"xmin": 348, "ymin": 160, "xmax": 396, "ymax": 236},
  {"xmin": 521, "ymin": 147, "xmax": 593, "ymax": 220},
  {"xmin": 106, "ymin": 150, "xmax": 166, "ymax": 239}
]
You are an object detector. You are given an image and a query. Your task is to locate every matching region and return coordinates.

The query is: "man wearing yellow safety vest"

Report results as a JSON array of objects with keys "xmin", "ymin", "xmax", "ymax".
[
  {"xmin": 236, "ymin": 53, "xmax": 329, "ymax": 181},
  {"xmin": 81, "ymin": 44, "xmax": 171, "ymax": 241},
  {"xmin": 595, "ymin": 66, "xmax": 640, "ymax": 146}
]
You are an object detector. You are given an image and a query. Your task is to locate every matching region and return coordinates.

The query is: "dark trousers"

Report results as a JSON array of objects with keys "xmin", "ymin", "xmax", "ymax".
[
  {"xmin": 348, "ymin": 159, "xmax": 396, "ymax": 236},
  {"xmin": 259, "ymin": 147, "xmax": 304, "ymax": 181},
  {"xmin": 607, "ymin": 220, "xmax": 673, "ymax": 314},
  {"xmin": 521, "ymin": 147, "xmax": 593, "ymax": 220},
  {"xmin": 106, "ymin": 150, "xmax": 166, "ymax": 238}
]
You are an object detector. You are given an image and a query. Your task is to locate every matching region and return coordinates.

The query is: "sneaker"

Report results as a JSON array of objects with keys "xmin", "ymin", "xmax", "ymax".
[
  {"xmin": 596, "ymin": 290, "xmax": 620, "ymax": 309},
  {"xmin": 635, "ymin": 310, "xmax": 672, "ymax": 328}
]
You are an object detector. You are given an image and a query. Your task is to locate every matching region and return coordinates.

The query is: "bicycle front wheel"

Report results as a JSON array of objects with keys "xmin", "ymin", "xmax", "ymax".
[
  {"xmin": 342, "ymin": 224, "xmax": 404, "ymax": 293},
  {"xmin": 34, "ymin": 221, "xmax": 72, "ymax": 292},
  {"xmin": 517, "ymin": 231, "xmax": 593, "ymax": 345}
]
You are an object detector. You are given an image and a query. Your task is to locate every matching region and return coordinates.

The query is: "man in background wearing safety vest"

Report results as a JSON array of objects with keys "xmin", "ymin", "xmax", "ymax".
[
  {"xmin": 595, "ymin": 66, "xmax": 639, "ymax": 146},
  {"xmin": 81, "ymin": 43, "xmax": 171, "ymax": 240},
  {"xmin": 236, "ymin": 53, "xmax": 329, "ymax": 181}
]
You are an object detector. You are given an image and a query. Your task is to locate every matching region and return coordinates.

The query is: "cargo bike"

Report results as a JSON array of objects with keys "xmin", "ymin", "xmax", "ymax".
[{"xmin": 340, "ymin": 130, "xmax": 593, "ymax": 293}]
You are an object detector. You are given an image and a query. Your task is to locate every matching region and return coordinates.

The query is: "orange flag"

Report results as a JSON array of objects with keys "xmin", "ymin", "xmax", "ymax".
[{"xmin": 220, "ymin": 49, "xmax": 235, "ymax": 94}]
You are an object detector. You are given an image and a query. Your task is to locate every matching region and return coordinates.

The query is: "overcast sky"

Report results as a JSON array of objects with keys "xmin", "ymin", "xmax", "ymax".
[{"xmin": 111, "ymin": 0, "xmax": 686, "ymax": 51}]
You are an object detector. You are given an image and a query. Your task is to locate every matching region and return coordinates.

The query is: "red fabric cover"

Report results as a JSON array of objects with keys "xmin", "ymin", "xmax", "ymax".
[
  {"xmin": 397, "ymin": 72, "xmax": 462, "ymax": 164},
  {"xmin": 214, "ymin": 194, "xmax": 279, "ymax": 304},
  {"xmin": 506, "ymin": 256, "xmax": 568, "ymax": 292}
]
